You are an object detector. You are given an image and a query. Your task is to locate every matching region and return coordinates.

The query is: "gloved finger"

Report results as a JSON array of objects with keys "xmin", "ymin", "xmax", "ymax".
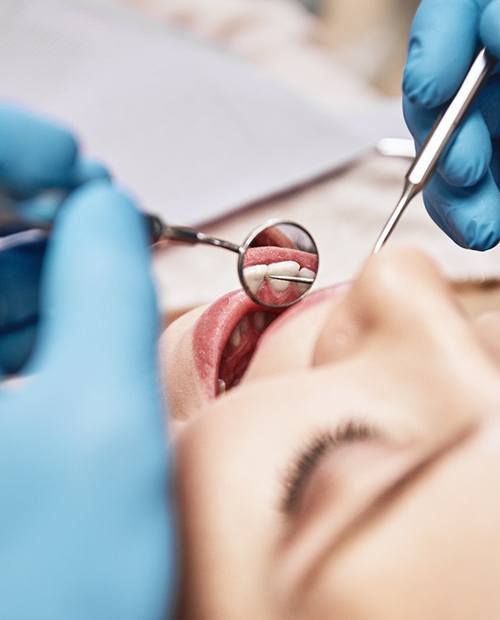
[
  {"xmin": 7, "ymin": 163, "xmax": 111, "ymax": 229},
  {"xmin": 480, "ymin": 0, "xmax": 500, "ymax": 59},
  {"xmin": 33, "ymin": 181, "xmax": 159, "ymax": 384},
  {"xmin": 423, "ymin": 169, "xmax": 500, "ymax": 250},
  {"xmin": 0, "ymin": 239, "xmax": 46, "ymax": 374},
  {"xmin": 70, "ymin": 157, "xmax": 111, "ymax": 187},
  {"xmin": 0, "ymin": 325, "xmax": 38, "ymax": 377},
  {"xmin": 403, "ymin": 95, "xmax": 492, "ymax": 188},
  {"xmin": 402, "ymin": 0, "xmax": 484, "ymax": 108},
  {"xmin": 491, "ymin": 140, "xmax": 500, "ymax": 188},
  {"xmin": 0, "ymin": 104, "xmax": 80, "ymax": 198},
  {"xmin": 16, "ymin": 166, "xmax": 111, "ymax": 226},
  {"xmin": 478, "ymin": 75, "xmax": 500, "ymax": 139},
  {"xmin": 17, "ymin": 192, "xmax": 67, "ymax": 225}
]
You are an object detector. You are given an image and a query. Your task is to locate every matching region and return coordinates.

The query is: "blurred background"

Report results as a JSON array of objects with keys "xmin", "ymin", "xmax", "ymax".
[
  {"xmin": 299, "ymin": 0, "xmax": 419, "ymax": 95},
  {"xmin": 8, "ymin": 0, "xmax": 499, "ymax": 312}
]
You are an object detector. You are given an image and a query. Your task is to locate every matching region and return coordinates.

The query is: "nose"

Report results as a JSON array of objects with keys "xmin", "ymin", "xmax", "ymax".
[
  {"xmin": 313, "ymin": 247, "xmax": 463, "ymax": 366},
  {"xmin": 313, "ymin": 248, "xmax": 500, "ymax": 437}
]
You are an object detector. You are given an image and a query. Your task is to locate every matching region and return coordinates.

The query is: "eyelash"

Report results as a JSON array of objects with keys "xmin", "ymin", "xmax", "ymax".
[{"xmin": 280, "ymin": 420, "xmax": 377, "ymax": 515}]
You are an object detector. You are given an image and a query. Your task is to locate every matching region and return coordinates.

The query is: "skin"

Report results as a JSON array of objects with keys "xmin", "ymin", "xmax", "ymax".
[{"xmin": 160, "ymin": 247, "xmax": 500, "ymax": 619}]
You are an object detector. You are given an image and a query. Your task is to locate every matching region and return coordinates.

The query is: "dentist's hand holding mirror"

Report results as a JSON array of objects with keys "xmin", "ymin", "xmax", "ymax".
[{"xmin": 0, "ymin": 105, "xmax": 174, "ymax": 619}]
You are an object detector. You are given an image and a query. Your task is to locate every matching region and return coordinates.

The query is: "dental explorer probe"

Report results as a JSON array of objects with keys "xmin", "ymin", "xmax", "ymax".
[{"xmin": 373, "ymin": 47, "xmax": 497, "ymax": 254}]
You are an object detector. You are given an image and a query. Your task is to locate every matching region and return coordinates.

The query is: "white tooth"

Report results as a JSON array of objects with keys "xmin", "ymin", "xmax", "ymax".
[
  {"xmin": 239, "ymin": 316, "xmax": 249, "ymax": 334},
  {"xmin": 268, "ymin": 260, "xmax": 300, "ymax": 276},
  {"xmin": 253, "ymin": 312, "xmax": 266, "ymax": 332},
  {"xmin": 267, "ymin": 261, "xmax": 300, "ymax": 292},
  {"xmin": 297, "ymin": 267, "xmax": 316, "ymax": 293},
  {"xmin": 243, "ymin": 264, "xmax": 267, "ymax": 295},
  {"xmin": 218, "ymin": 379, "xmax": 226, "ymax": 394},
  {"xmin": 230, "ymin": 325, "xmax": 241, "ymax": 348}
]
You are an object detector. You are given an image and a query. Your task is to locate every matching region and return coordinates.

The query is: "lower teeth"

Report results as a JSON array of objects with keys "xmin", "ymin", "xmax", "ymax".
[{"xmin": 218, "ymin": 379, "xmax": 226, "ymax": 395}]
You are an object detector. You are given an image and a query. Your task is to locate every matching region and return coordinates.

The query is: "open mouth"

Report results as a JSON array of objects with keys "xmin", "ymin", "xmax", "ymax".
[
  {"xmin": 192, "ymin": 248, "xmax": 318, "ymax": 398},
  {"xmin": 192, "ymin": 290, "xmax": 282, "ymax": 398}
]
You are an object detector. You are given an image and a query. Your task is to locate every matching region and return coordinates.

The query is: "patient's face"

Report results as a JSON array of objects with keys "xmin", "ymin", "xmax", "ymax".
[{"xmin": 160, "ymin": 248, "xmax": 500, "ymax": 619}]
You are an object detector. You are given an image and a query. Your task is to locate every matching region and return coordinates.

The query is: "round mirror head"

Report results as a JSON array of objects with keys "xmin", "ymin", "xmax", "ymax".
[{"xmin": 238, "ymin": 220, "xmax": 319, "ymax": 309}]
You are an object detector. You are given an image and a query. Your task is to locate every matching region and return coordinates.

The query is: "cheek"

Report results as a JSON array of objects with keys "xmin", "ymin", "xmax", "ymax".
[
  {"xmin": 301, "ymin": 423, "xmax": 500, "ymax": 620},
  {"xmin": 159, "ymin": 307, "xmax": 209, "ymax": 421},
  {"xmin": 475, "ymin": 312, "xmax": 500, "ymax": 366}
]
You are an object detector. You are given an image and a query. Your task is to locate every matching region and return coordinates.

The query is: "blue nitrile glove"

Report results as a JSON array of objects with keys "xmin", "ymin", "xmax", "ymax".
[
  {"xmin": 0, "ymin": 181, "xmax": 175, "ymax": 619},
  {"xmin": 0, "ymin": 103, "xmax": 110, "ymax": 373},
  {"xmin": 403, "ymin": 0, "xmax": 500, "ymax": 250}
]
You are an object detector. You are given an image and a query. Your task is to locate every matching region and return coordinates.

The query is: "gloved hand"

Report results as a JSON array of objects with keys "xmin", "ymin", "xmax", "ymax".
[
  {"xmin": 403, "ymin": 0, "xmax": 500, "ymax": 250},
  {"xmin": 0, "ymin": 103, "xmax": 109, "ymax": 373},
  {"xmin": 0, "ymin": 181, "xmax": 175, "ymax": 619}
]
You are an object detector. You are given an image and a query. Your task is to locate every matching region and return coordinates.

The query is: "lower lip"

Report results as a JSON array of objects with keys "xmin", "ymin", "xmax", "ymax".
[{"xmin": 192, "ymin": 290, "xmax": 271, "ymax": 398}]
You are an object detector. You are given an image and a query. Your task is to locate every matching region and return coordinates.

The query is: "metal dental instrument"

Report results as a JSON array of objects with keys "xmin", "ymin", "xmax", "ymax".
[
  {"xmin": 264, "ymin": 274, "xmax": 315, "ymax": 284},
  {"xmin": 373, "ymin": 47, "xmax": 497, "ymax": 254},
  {"xmin": 150, "ymin": 216, "xmax": 319, "ymax": 308},
  {"xmin": 0, "ymin": 209, "xmax": 319, "ymax": 310}
]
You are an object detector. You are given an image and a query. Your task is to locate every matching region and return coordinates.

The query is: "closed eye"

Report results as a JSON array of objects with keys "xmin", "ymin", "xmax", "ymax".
[{"xmin": 280, "ymin": 420, "xmax": 378, "ymax": 516}]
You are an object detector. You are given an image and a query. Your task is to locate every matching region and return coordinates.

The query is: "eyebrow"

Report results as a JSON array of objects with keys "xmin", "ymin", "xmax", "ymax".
[{"xmin": 281, "ymin": 421, "xmax": 376, "ymax": 516}]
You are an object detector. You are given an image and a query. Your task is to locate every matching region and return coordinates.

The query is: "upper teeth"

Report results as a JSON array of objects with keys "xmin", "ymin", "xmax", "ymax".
[
  {"xmin": 243, "ymin": 264, "xmax": 268, "ymax": 294},
  {"xmin": 243, "ymin": 261, "xmax": 302, "ymax": 293},
  {"xmin": 267, "ymin": 261, "xmax": 300, "ymax": 291}
]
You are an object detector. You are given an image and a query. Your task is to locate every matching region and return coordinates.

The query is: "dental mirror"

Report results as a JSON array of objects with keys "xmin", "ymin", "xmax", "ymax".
[
  {"xmin": 238, "ymin": 220, "xmax": 319, "ymax": 309},
  {"xmin": 0, "ymin": 209, "xmax": 319, "ymax": 311}
]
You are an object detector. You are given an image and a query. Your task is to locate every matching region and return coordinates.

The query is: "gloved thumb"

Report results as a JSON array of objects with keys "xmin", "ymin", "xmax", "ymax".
[
  {"xmin": 32, "ymin": 181, "xmax": 159, "ymax": 385},
  {"xmin": 480, "ymin": 0, "xmax": 500, "ymax": 60}
]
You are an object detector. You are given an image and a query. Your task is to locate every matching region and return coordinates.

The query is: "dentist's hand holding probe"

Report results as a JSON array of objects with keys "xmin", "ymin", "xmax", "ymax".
[{"xmin": 403, "ymin": 0, "xmax": 500, "ymax": 250}]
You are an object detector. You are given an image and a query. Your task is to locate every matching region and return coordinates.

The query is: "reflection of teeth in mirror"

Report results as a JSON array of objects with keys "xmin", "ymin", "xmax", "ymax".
[
  {"xmin": 230, "ymin": 325, "xmax": 242, "ymax": 348},
  {"xmin": 297, "ymin": 267, "xmax": 316, "ymax": 293},
  {"xmin": 253, "ymin": 312, "xmax": 266, "ymax": 332},
  {"xmin": 243, "ymin": 264, "xmax": 268, "ymax": 294},
  {"xmin": 267, "ymin": 261, "xmax": 300, "ymax": 292}
]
